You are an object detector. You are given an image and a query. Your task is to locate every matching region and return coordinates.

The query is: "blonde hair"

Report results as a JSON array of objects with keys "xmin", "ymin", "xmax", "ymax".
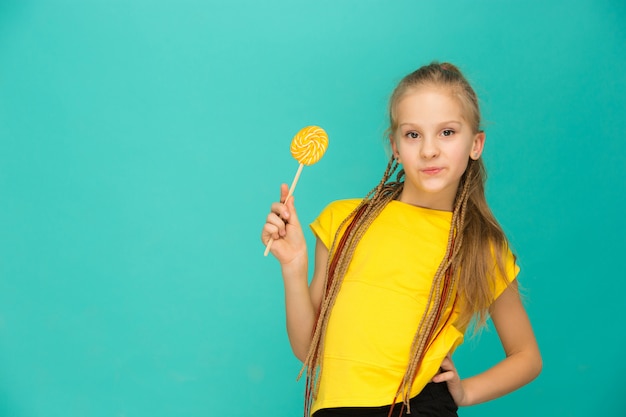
[{"xmin": 301, "ymin": 62, "xmax": 514, "ymax": 416}]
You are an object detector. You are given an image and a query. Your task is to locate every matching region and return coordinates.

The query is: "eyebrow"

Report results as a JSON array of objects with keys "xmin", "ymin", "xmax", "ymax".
[{"xmin": 399, "ymin": 120, "xmax": 463, "ymax": 128}]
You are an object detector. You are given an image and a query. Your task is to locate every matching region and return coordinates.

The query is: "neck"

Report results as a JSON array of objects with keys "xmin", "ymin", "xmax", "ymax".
[{"xmin": 397, "ymin": 189, "xmax": 455, "ymax": 211}]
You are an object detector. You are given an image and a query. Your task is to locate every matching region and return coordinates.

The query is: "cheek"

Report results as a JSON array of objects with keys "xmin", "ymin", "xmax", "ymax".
[
  {"xmin": 459, "ymin": 159, "xmax": 470, "ymax": 173},
  {"xmin": 450, "ymin": 147, "xmax": 471, "ymax": 170},
  {"xmin": 453, "ymin": 142, "xmax": 474, "ymax": 159}
]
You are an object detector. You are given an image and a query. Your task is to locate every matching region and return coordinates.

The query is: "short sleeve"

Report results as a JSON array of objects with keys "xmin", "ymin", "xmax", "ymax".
[
  {"xmin": 492, "ymin": 245, "xmax": 520, "ymax": 300},
  {"xmin": 310, "ymin": 199, "xmax": 361, "ymax": 249}
]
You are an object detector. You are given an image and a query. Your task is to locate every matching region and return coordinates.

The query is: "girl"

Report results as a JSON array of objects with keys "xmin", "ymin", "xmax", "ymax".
[{"xmin": 261, "ymin": 62, "xmax": 541, "ymax": 417}]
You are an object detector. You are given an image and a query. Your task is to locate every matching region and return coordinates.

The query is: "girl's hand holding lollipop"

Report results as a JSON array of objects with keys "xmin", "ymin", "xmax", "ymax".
[{"xmin": 264, "ymin": 126, "xmax": 328, "ymax": 256}]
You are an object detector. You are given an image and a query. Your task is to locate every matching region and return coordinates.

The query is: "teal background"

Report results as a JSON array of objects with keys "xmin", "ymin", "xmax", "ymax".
[{"xmin": 1, "ymin": 0, "xmax": 624, "ymax": 416}]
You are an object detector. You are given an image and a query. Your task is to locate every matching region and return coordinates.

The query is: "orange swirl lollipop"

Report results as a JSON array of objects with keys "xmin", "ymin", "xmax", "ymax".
[
  {"xmin": 290, "ymin": 126, "xmax": 328, "ymax": 166},
  {"xmin": 264, "ymin": 126, "xmax": 329, "ymax": 256}
]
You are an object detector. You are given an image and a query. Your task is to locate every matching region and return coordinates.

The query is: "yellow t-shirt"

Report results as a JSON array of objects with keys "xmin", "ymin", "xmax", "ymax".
[{"xmin": 309, "ymin": 199, "xmax": 518, "ymax": 414}]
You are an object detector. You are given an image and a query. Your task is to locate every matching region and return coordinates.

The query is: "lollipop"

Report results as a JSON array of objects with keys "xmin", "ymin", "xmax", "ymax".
[
  {"xmin": 290, "ymin": 126, "xmax": 328, "ymax": 166},
  {"xmin": 264, "ymin": 126, "xmax": 329, "ymax": 256}
]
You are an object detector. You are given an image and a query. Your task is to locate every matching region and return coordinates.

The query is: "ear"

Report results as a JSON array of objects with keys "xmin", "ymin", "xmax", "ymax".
[
  {"xmin": 470, "ymin": 131, "xmax": 486, "ymax": 160},
  {"xmin": 389, "ymin": 134, "xmax": 399, "ymax": 160}
]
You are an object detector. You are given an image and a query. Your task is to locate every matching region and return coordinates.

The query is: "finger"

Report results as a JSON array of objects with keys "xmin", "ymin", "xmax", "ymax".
[
  {"xmin": 262, "ymin": 218, "xmax": 281, "ymax": 240},
  {"xmin": 432, "ymin": 356, "xmax": 456, "ymax": 383},
  {"xmin": 264, "ymin": 212, "xmax": 287, "ymax": 239},
  {"xmin": 279, "ymin": 183, "xmax": 289, "ymax": 204},
  {"xmin": 440, "ymin": 356, "xmax": 454, "ymax": 370},
  {"xmin": 283, "ymin": 195, "xmax": 300, "ymax": 227},
  {"xmin": 432, "ymin": 369, "xmax": 456, "ymax": 383},
  {"xmin": 270, "ymin": 202, "xmax": 290, "ymax": 223},
  {"xmin": 440, "ymin": 359, "xmax": 457, "ymax": 376},
  {"xmin": 432, "ymin": 367, "xmax": 457, "ymax": 383}
]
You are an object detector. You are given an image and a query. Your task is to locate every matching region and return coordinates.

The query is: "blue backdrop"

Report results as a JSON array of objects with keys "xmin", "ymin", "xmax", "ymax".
[{"xmin": 1, "ymin": 1, "xmax": 624, "ymax": 416}]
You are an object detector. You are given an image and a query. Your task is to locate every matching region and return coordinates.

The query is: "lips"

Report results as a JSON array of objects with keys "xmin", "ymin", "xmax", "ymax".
[{"xmin": 421, "ymin": 167, "xmax": 443, "ymax": 175}]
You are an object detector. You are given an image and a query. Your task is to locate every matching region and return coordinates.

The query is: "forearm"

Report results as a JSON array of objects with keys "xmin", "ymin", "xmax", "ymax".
[
  {"xmin": 459, "ymin": 348, "xmax": 542, "ymax": 406},
  {"xmin": 281, "ymin": 258, "xmax": 317, "ymax": 362},
  {"xmin": 455, "ymin": 281, "xmax": 543, "ymax": 406}
]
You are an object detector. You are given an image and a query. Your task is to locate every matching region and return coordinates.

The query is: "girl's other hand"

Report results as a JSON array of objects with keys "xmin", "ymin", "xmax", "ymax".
[
  {"xmin": 432, "ymin": 354, "xmax": 467, "ymax": 406},
  {"xmin": 261, "ymin": 184, "xmax": 307, "ymax": 266}
]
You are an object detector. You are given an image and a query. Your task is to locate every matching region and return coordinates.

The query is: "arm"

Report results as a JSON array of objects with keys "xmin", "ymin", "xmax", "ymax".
[
  {"xmin": 283, "ymin": 238, "xmax": 328, "ymax": 361},
  {"xmin": 433, "ymin": 280, "xmax": 542, "ymax": 406},
  {"xmin": 261, "ymin": 184, "xmax": 328, "ymax": 361}
]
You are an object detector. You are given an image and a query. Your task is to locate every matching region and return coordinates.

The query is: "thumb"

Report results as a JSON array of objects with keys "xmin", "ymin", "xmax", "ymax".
[
  {"xmin": 279, "ymin": 183, "xmax": 290, "ymax": 203},
  {"xmin": 284, "ymin": 195, "xmax": 301, "ymax": 227}
]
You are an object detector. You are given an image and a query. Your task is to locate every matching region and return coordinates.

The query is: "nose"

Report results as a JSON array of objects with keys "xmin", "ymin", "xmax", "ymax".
[{"xmin": 420, "ymin": 136, "xmax": 439, "ymax": 159}]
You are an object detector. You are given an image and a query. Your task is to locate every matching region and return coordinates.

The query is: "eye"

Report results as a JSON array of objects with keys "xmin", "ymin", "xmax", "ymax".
[
  {"xmin": 441, "ymin": 129, "xmax": 455, "ymax": 137},
  {"xmin": 406, "ymin": 131, "xmax": 419, "ymax": 139}
]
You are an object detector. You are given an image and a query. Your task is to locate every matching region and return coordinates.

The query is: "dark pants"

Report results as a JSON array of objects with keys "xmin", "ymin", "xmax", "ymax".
[{"xmin": 312, "ymin": 382, "xmax": 458, "ymax": 417}]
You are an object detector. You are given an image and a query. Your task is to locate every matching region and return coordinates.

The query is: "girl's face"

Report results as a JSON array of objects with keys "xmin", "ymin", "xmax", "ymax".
[{"xmin": 390, "ymin": 86, "xmax": 485, "ymax": 211}]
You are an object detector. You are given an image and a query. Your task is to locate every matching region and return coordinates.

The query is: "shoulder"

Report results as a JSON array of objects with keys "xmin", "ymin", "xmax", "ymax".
[
  {"xmin": 311, "ymin": 199, "xmax": 362, "ymax": 248},
  {"xmin": 315, "ymin": 198, "xmax": 362, "ymax": 227},
  {"xmin": 319, "ymin": 198, "xmax": 362, "ymax": 217}
]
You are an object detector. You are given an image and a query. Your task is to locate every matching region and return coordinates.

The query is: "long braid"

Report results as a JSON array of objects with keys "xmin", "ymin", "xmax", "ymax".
[
  {"xmin": 391, "ymin": 160, "xmax": 477, "ymax": 415},
  {"xmin": 300, "ymin": 156, "xmax": 403, "ymax": 417}
]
